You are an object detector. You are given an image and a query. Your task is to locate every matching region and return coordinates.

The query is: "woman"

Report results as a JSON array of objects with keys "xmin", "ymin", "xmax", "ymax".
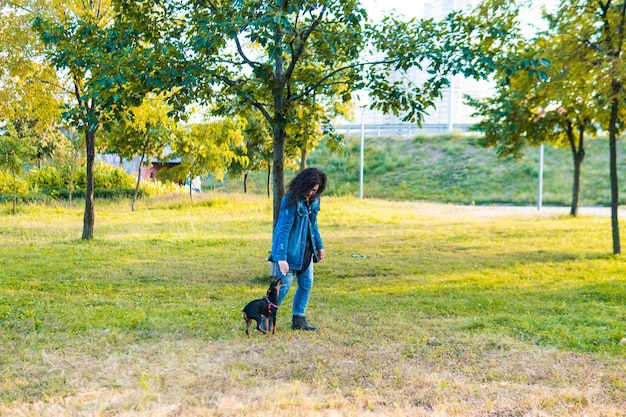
[{"xmin": 270, "ymin": 167, "xmax": 327, "ymax": 331}]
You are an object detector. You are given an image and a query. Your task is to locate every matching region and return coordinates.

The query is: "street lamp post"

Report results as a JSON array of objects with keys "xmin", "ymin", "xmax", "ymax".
[
  {"xmin": 359, "ymin": 105, "xmax": 365, "ymax": 198},
  {"xmin": 355, "ymin": 90, "xmax": 370, "ymax": 199},
  {"xmin": 537, "ymin": 143, "xmax": 544, "ymax": 211}
]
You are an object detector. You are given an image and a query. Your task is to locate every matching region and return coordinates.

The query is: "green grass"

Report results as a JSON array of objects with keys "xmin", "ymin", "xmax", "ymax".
[
  {"xmin": 211, "ymin": 134, "xmax": 626, "ymax": 207},
  {"xmin": 0, "ymin": 195, "xmax": 625, "ymax": 415}
]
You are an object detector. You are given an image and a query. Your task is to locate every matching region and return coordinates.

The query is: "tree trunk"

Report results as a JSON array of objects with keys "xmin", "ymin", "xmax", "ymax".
[
  {"xmin": 82, "ymin": 127, "xmax": 96, "ymax": 240},
  {"xmin": 244, "ymin": 171, "xmax": 248, "ymax": 193},
  {"xmin": 300, "ymin": 132, "xmax": 309, "ymax": 171},
  {"xmin": 608, "ymin": 80, "xmax": 621, "ymax": 254},
  {"xmin": 132, "ymin": 152, "xmax": 146, "ymax": 212},
  {"xmin": 12, "ymin": 172, "xmax": 17, "ymax": 215},
  {"xmin": 271, "ymin": 0, "xmax": 287, "ymax": 228},
  {"xmin": 570, "ymin": 152, "xmax": 583, "ymax": 217},
  {"xmin": 69, "ymin": 180, "xmax": 73, "ymax": 209},
  {"xmin": 272, "ymin": 126, "xmax": 286, "ymax": 228},
  {"xmin": 267, "ymin": 166, "xmax": 271, "ymax": 198},
  {"xmin": 567, "ymin": 122, "xmax": 585, "ymax": 217}
]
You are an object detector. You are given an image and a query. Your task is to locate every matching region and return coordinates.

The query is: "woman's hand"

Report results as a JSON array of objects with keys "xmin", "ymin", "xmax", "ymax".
[
  {"xmin": 278, "ymin": 260, "xmax": 290, "ymax": 275},
  {"xmin": 317, "ymin": 249, "xmax": 325, "ymax": 262}
]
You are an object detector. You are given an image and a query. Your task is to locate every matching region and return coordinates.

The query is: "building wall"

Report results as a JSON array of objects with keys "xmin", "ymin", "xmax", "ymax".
[
  {"xmin": 342, "ymin": 0, "xmax": 492, "ymax": 132},
  {"xmin": 421, "ymin": 0, "xmax": 492, "ymax": 127}
]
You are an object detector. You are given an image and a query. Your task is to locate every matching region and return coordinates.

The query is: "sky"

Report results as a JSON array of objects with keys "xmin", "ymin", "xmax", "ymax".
[
  {"xmin": 361, "ymin": 0, "xmax": 558, "ymax": 24},
  {"xmin": 361, "ymin": 0, "xmax": 423, "ymax": 21}
]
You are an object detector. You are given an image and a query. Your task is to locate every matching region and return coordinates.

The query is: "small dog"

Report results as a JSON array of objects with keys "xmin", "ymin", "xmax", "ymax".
[{"xmin": 242, "ymin": 278, "xmax": 283, "ymax": 335}]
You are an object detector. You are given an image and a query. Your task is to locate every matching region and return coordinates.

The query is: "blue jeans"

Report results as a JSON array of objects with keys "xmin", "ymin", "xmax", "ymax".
[{"xmin": 277, "ymin": 260, "xmax": 314, "ymax": 316}]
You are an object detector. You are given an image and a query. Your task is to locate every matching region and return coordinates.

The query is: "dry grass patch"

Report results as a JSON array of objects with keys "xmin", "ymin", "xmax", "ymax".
[{"xmin": 0, "ymin": 335, "xmax": 624, "ymax": 416}]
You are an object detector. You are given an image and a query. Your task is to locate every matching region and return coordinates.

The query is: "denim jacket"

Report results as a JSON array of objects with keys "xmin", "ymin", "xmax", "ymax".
[{"xmin": 270, "ymin": 194, "xmax": 323, "ymax": 272}]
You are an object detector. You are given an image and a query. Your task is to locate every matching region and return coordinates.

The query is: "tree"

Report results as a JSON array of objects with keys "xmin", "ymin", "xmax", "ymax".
[
  {"xmin": 468, "ymin": 0, "xmax": 626, "ymax": 252},
  {"xmin": 544, "ymin": 0, "xmax": 626, "ymax": 254},
  {"xmin": 167, "ymin": 119, "xmax": 247, "ymax": 200},
  {"xmin": 0, "ymin": 0, "xmax": 64, "ymax": 168},
  {"xmin": 533, "ymin": 29, "xmax": 600, "ymax": 217},
  {"xmin": 54, "ymin": 131, "xmax": 85, "ymax": 208},
  {"xmin": 287, "ymin": 93, "xmax": 349, "ymax": 171},
  {"xmin": 33, "ymin": 0, "xmax": 116, "ymax": 239},
  {"xmin": 228, "ymin": 111, "xmax": 274, "ymax": 196},
  {"xmin": 103, "ymin": 95, "xmax": 176, "ymax": 211},
  {"xmin": 467, "ymin": 38, "xmax": 597, "ymax": 217},
  {"xmin": 0, "ymin": 123, "xmax": 36, "ymax": 214},
  {"xmin": 103, "ymin": 0, "xmax": 489, "ymax": 226},
  {"xmin": 466, "ymin": 0, "xmax": 611, "ymax": 219},
  {"xmin": 33, "ymin": 0, "xmax": 168, "ymax": 238}
]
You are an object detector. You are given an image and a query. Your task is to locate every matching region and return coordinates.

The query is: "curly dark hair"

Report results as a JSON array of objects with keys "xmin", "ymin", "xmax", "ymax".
[{"xmin": 286, "ymin": 167, "xmax": 327, "ymax": 206}]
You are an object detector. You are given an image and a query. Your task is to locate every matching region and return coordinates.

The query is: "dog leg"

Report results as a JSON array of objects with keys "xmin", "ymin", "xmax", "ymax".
[
  {"xmin": 263, "ymin": 316, "xmax": 270, "ymax": 335},
  {"xmin": 243, "ymin": 312, "xmax": 252, "ymax": 336},
  {"xmin": 256, "ymin": 319, "xmax": 267, "ymax": 334}
]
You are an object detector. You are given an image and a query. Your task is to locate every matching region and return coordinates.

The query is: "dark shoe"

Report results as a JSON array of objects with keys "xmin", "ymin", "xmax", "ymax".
[{"xmin": 292, "ymin": 315, "xmax": 318, "ymax": 331}]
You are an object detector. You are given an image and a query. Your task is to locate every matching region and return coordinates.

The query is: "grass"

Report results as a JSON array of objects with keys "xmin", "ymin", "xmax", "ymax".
[
  {"xmin": 0, "ymin": 194, "xmax": 625, "ymax": 416},
  {"xmin": 210, "ymin": 134, "xmax": 626, "ymax": 207}
]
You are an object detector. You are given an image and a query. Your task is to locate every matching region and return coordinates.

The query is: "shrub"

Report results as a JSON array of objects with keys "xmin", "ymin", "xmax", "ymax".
[
  {"xmin": 139, "ymin": 180, "xmax": 184, "ymax": 197},
  {"xmin": 0, "ymin": 170, "xmax": 31, "ymax": 195},
  {"xmin": 92, "ymin": 161, "xmax": 136, "ymax": 189},
  {"xmin": 29, "ymin": 161, "xmax": 137, "ymax": 198},
  {"xmin": 28, "ymin": 166, "xmax": 65, "ymax": 189}
]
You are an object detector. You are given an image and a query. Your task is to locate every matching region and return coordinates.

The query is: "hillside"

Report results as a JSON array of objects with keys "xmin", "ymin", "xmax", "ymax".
[{"xmin": 210, "ymin": 134, "xmax": 626, "ymax": 207}]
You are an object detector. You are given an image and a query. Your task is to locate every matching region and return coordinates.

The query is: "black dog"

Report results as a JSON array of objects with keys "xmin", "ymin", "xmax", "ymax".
[{"xmin": 242, "ymin": 278, "xmax": 283, "ymax": 335}]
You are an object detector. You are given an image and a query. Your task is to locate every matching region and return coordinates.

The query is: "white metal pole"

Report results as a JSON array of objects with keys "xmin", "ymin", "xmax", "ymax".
[
  {"xmin": 359, "ymin": 106, "xmax": 365, "ymax": 198},
  {"xmin": 448, "ymin": 0, "xmax": 457, "ymax": 133},
  {"xmin": 537, "ymin": 143, "xmax": 544, "ymax": 211},
  {"xmin": 448, "ymin": 80, "xmax": 454, "ymax": 133}
]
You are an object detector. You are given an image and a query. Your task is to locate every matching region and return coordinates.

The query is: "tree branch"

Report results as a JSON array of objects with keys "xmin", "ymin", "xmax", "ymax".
[
  {"xmin": 284, "ymin": 6, "xmax": 327, "ymax": 79},
  {"xmin": 211, "ymin": 74, "xmax": 273, "ymax": 124},
  {"xmin": 289, "ymin": 58, "xmax": 400, "ymax": 103},
  {"xmin": 234, "ymin": 36, "xmax": 261, "ymax": 69},
  {"xmin": 72, "ymin": 75, "xmax": 83, "ymax": 107}
]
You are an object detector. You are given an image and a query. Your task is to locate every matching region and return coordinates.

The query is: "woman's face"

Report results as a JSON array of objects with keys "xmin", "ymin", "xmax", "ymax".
[{"xmin": 305, "ymin": 184, "xmax": 320, "ymax": 201}]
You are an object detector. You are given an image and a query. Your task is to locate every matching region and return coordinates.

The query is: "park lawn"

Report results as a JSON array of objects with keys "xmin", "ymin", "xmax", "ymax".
[{"xmin": 0, "ymin": 194, "xmax": 625, "ymax": 416}]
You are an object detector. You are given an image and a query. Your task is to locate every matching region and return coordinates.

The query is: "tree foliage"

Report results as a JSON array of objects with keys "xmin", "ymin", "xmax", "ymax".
[
  {"xmin": 33, "ymin": 0, "xmax": 117, "ymax": 239},
  {"xmin": 0, "ymin": 123, "xmax": 36, "ymax": 213},
  {"xmin": 0, "ymin": 0, "xmax": 64, "ymax": 167},
  {"xmin": 165, "ymin": 119, "xmax": 247, "ymax": 200},
  {"xmin": 467, "ymin": 0, "xmax": 626, "ymax": 252},
  {"xmin": 546, "ymin": 0, "xmax": 626, "ymax": 254},
  {"xmin": 467, "ymin": 0, "xmax": 602, "ymax": 218},
  {"xmin": 54, "ymin": 132, "xmax": 85, "ymax": 207},
  {"xmin": 103, "ymin": 95, "xmax": 177, "ymax": 210},
  {"xmin": 91, "ymin": 0, "xmax": 490, "ymax": 225},
  {"xmin": 228, "ymin": 110, "xmax": 273, "ymax": 195}
]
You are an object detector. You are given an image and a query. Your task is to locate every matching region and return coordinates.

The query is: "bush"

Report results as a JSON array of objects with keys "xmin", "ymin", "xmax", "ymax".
[
  {"xmin": 44, "ymin": 187, "xmax": 140, "ymax": 200},
  {"xmin": 92, "ymin": 161, "xmax": 135, "ymax": 189},
  {"xmin": 0, "ymin": 170, "xmax": 31, "ymax": 195},
  {"xmin": 28, "ymin": 166, "xmax": 65, "ymax": 189},
  {"xmin": 27, "ymin": 161, "xmax": 141, "ymax": 200},
  {"xmin": 139, "ymin": 180, "xmax": 184, "ymax": 197},
  {"xmin": 0, "ymin": 192, "xmax": 54, "ymax": 204},
  {"xmin": 30, "ymin": 161, "xmax": 136, "ymax": 190}
]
